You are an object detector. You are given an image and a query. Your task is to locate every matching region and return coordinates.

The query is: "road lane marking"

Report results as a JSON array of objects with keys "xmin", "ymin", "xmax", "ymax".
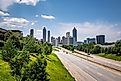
[{"xmin": 55, "ymin": 51, "xmax": 98, "ymax": 81}]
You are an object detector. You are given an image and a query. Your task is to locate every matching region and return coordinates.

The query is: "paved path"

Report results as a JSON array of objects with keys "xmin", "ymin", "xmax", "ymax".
[{"xmin": 55, "ymin": 51, "xmax": 121, "ymax": 81}]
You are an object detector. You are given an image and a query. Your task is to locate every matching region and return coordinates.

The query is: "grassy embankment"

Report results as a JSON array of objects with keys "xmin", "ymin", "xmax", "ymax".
[
  {"xmin": 46, "ymin": 53, "xmax": 75, "ymax": 81},
  {"xmin": 0, "ymin": 51, "xmax": 15, "ymax": 81},
  {"xmin": 98, "ymin": 53, "xmax": 121, "ymax": 61},
  {"xmin": 0, "ymin": 50, "xmax": 75, "ymax": 81}
]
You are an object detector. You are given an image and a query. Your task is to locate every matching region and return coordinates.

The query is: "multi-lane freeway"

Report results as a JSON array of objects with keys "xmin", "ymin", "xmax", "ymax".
[{"xmin": 54, "ymin": 51, "xmax": 121, "ymax": 81}]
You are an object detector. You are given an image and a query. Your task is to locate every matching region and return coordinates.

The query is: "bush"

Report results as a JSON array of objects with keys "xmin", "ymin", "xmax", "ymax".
[
  {"xmin": 1, "ymin": 38, "xmax": 17, "ymax": 62},
  {"xmin": 21, "ymin": 55, "xmax": 49, "ymax": 81},
  {"xmin": 43, "ymin": 43, "xmax": 52, "ymax": 56},
  {"xmin": 9, "ymin": 51, "xmax": 30, "ymax": 78}
]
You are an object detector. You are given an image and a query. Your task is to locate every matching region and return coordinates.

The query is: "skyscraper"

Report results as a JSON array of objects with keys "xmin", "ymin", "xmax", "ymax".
[
  {"xmin": 30, "ymin": 29, "xmax": 34, "ymax": 37},
  {"xmin": 43, "ymin": 27, "xmax": 46, "ymax": 42},
  {"xmin": 58, "ymin": 36, "xmax": 61, "ymax": 43},
  {"xmin": 66, "ymin": 32, "xmax": 70, "ymax": 38},
  {"xmin": 48, "ymin": 30, "xmax": 50, "ymax": 43},
  {"xmin": 66, "ymin": 32, "xmax": 70, "ymax": 45},
  {"xmin": 51, "ymin": 36, "xmax": 55, "ymax": 46},
  {"xmin": 62, "ymin": 36, "xmax": 66, "ymax": 45},
  {"xmin": 72, "ymin": 27, "xmax": 77, "ymax": 46},
  {"xmin": 96, "ymin": 35, "xmax": 105, "ymax": 44}
]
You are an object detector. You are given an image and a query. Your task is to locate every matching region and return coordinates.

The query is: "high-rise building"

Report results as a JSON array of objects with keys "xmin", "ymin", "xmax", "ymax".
[
  {"xmin": 58, "ymin": 36, "xmax": 61, "ymax": 43},
  {"xmin": 66, "ymin": 32, "xmax": 70, "ymax": 45},
  {"xmin": 72, "ymin": 27, "xmax": 77, "ymax": 46},
  {"xmin": 62, "ymin": 36, "xmax": 67, "ymax": 45},
  {"xmin": 43, "ymin": 27, "xmax": 46, "ymax": 42},
  {"xmin": 69, "ymin": 37, "xmax": 73, "ymax": 45},
  {"xmin": 30, "ymin": 29, "xmax": 34, "ymax": 37},
  {"xmin": 96, "ymin": 35, "xmax": 105, "ymax": 44},
  {"xmin": 84, "ymin": 40, "xmax": 87, "ymax": 44},
  {"xmin": 51, "ymin": 36, "xmax": 55, "ymax": 45},
  {"xmin": 66, "ymin": 32, "xmax": 70, "ymax": 38},
  {"xmin": 48, "ymin": 30, "xmax": 50, "ymax": 43}
]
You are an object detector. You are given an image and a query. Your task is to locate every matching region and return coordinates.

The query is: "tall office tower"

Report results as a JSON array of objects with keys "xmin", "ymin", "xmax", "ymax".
[
  {"xmin": 66, "ymin": 32, "xmax": 70, "ymax": 45},
  {"xmin": 72, "ymin": 27, "xmax": 77, "ymax": 46},
  {"xmin": 66, "ymin": 32, "xmax": 70, "ymax": 38},
  {"xmin": 96, "ymin": 35, "xmax": 105, "ymax": 44},
  {"xmin": 30, "ymin": 29, "xmax": 34, "ymax": 37},
  {"xmin": 43, "ymin": 27, "xmax": 46, "ymax": 42},
  {"xmin": 58, "ymin": 36, "xmax": 61, "ymax": 43},
  {"xmin": 48, "ymin": 30, "xmax": 50, "ymax": 43},
  {"xmin": 62, "ymin": 36, "xmax": 66, "ymax": 45},
  {"xmin": 51, "ymin": 36, "xmax": 55, "ymax": 46},
  {"xmin": 72, "ymin": 27, "xmax": 77, "ymax": 42}
]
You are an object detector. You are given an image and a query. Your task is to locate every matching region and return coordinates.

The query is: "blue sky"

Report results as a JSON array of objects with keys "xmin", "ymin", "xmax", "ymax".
[{"xmin": 0, "ymin": 0, "xmax": 121, "ymax": 42}]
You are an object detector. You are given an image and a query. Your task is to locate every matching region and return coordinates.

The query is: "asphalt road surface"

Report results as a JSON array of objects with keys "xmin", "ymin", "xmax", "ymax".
[{"xmin": 55, "ymin": 51, "xmax": 121, "ymax": 81}]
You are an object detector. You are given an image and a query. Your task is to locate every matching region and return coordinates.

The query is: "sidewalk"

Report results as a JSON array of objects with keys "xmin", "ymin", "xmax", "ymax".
[{"xmin": 59, "ymin": 47, "xmax": 121, "ymax": 72}]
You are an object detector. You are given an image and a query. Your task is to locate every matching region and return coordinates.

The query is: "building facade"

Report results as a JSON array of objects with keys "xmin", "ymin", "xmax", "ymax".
[
  {"xmin": 69, "ymin": 37, "xmax": 73, "ymax": 45},
  {"xmin": 66, "ymin": 32, "xmax": 70, "ymax": 45},
  {"xmin": 30, "ymin": 29, "xmax": 34, "ymax": 37},
  {"xmin": 86, "ymin": 38, "xmax": 96, "ymax": 44},
  {"xmin": 10, "ymin": 30, "xmax": 23, "ymax": 37},
  {"xmin": 72, "ymin": 27, "xmax": 77, "ymax": 46},
  {"xmin": 43, "ymin": 27, "xmax": 46, "ymax": 42},
  {"xmin": 96, "ymin": 35, "xmax": 105, "ymax": 44},
  {"xmin": 48, "ymin": 30, "xmax": 50, "ymax": 43},
  {"xmin": 57, "ymin": 36, "xmax": 61, "ymax": 44},
  {"xmin": 0, "ymin": 28, "xmax": 7, "ymax": 41}
]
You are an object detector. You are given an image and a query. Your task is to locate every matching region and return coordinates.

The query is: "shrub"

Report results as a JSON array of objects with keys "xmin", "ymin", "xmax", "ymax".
[
  {"xmin": 1, "ymin": 38, "xmax": 17, "ymax": 62},
  {"xmin": 21, "ymin": 55, "xmax": 49, "ymax": 81}
]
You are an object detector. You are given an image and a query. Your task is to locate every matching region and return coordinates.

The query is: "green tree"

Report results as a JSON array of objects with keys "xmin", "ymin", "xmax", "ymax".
[
  {"xmin": 21, "ymin": 55, "xmax": 49, "ymax": 81},
  {"xmin": 9, "ymin": 51, "xmax": 30, "ymax": 79},
  {"xmin": 43, "ymin": 43, "xmax": 52, "ymax": 56},
  {"xmin": 1, "ymin": 38, "xmax": 17, "ymax": 62},
  {"xmin": 23, "ymin": 37, "xmax": 37, "ymax": 53}
]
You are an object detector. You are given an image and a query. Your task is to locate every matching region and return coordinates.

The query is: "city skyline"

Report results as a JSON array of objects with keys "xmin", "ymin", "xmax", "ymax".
[{"xmin": 0, "ymin": 0, "xmax": 121, "ymax": 42}]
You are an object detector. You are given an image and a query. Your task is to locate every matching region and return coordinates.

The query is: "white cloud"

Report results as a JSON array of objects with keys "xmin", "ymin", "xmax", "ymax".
[
  {"xmin": 0, "ymin": 0, "xmax": 45, "ymax": 11},
  {"xmin": 0, "ymin": 0, "xmax": 15, "ymax": 11},
  {"xmin": 58, "ymin": 22, "xmax": 121, "ymax": 42},
  {"xmin": 31, "ymin": 22, "xmax": 35, "ymax": 25},
  {"xmin": 35, "ymin": 14, "xmax": 39, "ymax": 17},
  {"xmin": 0, "ymin": 11, "xmax": 10, "ymax": 16},
  {"xmin": 41, "ymin": 14, "xmax": 55, "ymax": 20},
  {"xmin": 31, "ymin": 20, "xmax": 38, "ymax": 25},
  {"xmin": 16, "ymin": 0, "xmax": 40, "ymax": 6},
  {"xmin": 0, "ymin": 17, "xmax": 29, "ymax": 27}
]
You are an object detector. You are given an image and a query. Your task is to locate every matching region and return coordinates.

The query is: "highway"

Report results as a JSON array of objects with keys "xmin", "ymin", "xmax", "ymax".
[{"xmin": 55, "ymin": 51, "xmax": 121, "ymax": 81}]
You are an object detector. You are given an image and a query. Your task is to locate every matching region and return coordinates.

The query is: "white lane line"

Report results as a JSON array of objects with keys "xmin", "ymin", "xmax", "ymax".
[
  {"xmin": 55, "ymin": 51, "xmax": 97, "ymax": 81},
  {"xmin": 96, "ymin": 72, "xmax": 103, "ymax": 76}
]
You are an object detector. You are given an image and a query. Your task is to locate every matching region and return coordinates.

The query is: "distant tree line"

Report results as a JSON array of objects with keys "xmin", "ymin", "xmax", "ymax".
[
  {"xmin": 1, "ymin": 31, "xmax": 52, "ymax": 81},
  {"xmin": 62, "ymin": 45, "xmax": 75, "ymax": 52},
  {"xmin": 77, "ymin": 40, "xmax": 121, "ymax": 56},
  {"xmin": 62, "ymin": 40, "xmax": 121, "ymax": 56}
]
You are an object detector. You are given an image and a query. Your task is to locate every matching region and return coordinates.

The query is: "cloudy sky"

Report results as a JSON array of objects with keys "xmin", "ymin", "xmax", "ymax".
[{"xmin": 0, "ymin": 0, "xmax": 121, "ymax": 42}]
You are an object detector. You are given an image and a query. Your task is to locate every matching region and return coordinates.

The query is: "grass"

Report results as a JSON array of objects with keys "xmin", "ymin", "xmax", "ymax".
[
  {"xmin": 98, "ymin": 53, "xmax": 121, "ymax": 61},
  {"xmin": 0, "ymin": 50, "xmax": 15, "ymax": 81},
  {"xmin": 0, "ymin": 60, "xmax": 15, "ymax": 81},
  {"xmin": 0, "ymin": 50, "xmax": 75, "ymax": 81},
  {"xmin": 53, "ymin": 48, "xmax": 59, "ymax": 51},
  {"xmin": 46, "ymin": 53, "xmax": 75, "ymax": 81}
]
